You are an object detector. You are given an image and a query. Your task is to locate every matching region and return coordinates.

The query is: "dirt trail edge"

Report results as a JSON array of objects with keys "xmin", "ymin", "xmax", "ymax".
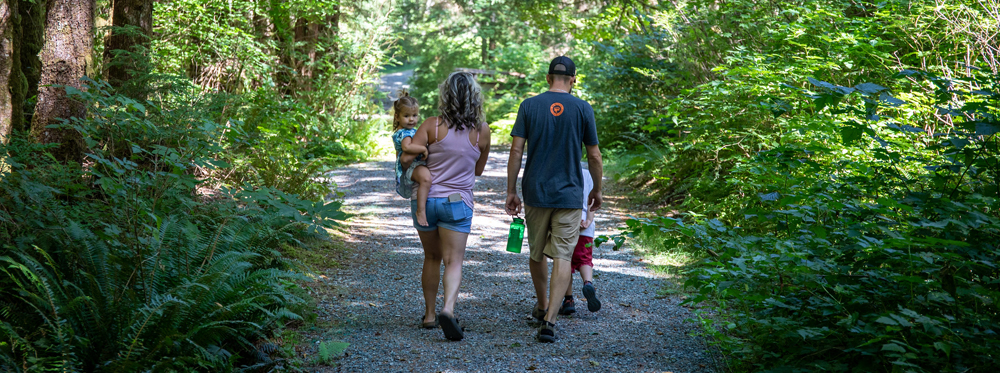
[{"xmin": 304, "ymin": 148, "xmax": 717, "ymax": 372}]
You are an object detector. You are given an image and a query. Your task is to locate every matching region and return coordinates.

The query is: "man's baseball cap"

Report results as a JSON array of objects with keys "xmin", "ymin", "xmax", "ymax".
[{"xmin": 548, "ymin": 56, "xmax": 576, "ymax": 76}]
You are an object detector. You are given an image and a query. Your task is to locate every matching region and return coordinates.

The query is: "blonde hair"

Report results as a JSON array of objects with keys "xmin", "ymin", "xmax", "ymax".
[
  {"xmin": 392, "ymin": 89, "xmax": 419, "ymax": 131},
  {"xmin": 438, "ymin": 72, "xmax": 483, "ymax": 131}
]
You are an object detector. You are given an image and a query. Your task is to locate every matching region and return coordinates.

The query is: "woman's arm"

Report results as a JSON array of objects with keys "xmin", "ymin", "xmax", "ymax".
[
  {"xmin": 413, "ymin": 117, "xmax": 438, "ymax": 146},
  {"xmin": 474, "ymin": 123, "xmax": 491, "ymax": 176}
]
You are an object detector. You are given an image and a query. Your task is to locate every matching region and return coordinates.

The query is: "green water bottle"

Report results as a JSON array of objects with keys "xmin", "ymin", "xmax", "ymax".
[{"xmin": 506, "ymin": 217, "xmax": 525, "ymax": 253}]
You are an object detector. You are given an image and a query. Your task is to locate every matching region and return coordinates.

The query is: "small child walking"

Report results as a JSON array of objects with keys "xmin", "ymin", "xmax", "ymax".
[
  {"xmin": 559, "ymin": 162, "xmax": 602, "ymax": 315},
  {"xmin": 391, "ymin": 90, "xmax": 432, "ymax": 226}
]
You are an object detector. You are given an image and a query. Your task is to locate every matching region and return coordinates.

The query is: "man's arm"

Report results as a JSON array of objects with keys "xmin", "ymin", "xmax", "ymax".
[
  {"xmin": 505, "ymin": 136, "xmax": 526, "ymax": 215},
  {"xmin": 585, "ymin": 144, "xmax": 603, "ymax": 211}
]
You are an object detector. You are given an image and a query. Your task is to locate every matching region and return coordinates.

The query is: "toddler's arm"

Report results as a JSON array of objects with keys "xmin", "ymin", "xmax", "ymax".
[
  {"xmin": 581, "ymin": 199, "xmax": 596, "ymax": 229},
  {"xmin": 401, "ymin": 136, "xmax": 428, "ymax": 159}
]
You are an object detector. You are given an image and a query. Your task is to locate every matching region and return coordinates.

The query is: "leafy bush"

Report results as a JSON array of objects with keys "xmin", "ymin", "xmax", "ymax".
[
  {"xmin": 0, "ymin": 78, "xmax": 345, "ymax": 370},
  {"xmin": 621, "ymin": 70, "xmax": 1000, "ymax": 372}
]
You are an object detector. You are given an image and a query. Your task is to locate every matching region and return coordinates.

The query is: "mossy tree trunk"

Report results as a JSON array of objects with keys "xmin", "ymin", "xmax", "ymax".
[
  {"xmin": 1, "ymin": 0, "xmax": 14, "ymax": 144},
  {"xmin": 2, "ymin": 0, "xmax": 46, "ymax": 144},
  {"xmin": 29, "ymin": 0, "xmax": 93, "ymax": 164},
  {"xmin": 269, "ymin": 0, "xmax": 293, "ymax": 96},
  {"xmin": 18, "ymin": 0, "xmax": 45, "ymax": 128},
  {"xmin": 103, "ymin": 0, "xmax": 152, "ymax": 99},
  {"xmin": 293, "ymin": 17, "xmax": 319, "ymax": 92}
]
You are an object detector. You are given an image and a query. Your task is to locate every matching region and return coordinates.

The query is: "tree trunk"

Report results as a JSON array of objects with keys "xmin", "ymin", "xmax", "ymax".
[
  {"xmin": 103, "ymin": 0, "xmax": 152, "ymax": 99},
  {"xmin": 269, "ymin": 0, "xmax": 293, "ymax": 96},
  {"xmin": 19, "ymin": 0, "xmax": 45, "ymax": 127},
  {"xmin": 293, "ymin": 17, "xmax": 319, "ymax": 93},
  {"xmin": 30, "ymin": 0, "xmax": 93, "ymax": 164},
  {"xmin": 1, "ymin": 0, "xmax": 14, "ymax": 144}
]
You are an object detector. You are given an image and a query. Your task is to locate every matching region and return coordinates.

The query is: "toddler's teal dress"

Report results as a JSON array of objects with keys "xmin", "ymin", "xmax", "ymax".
[{"xmin": 392, "ymin": 128, "xmax": 426, "ymax": 198}]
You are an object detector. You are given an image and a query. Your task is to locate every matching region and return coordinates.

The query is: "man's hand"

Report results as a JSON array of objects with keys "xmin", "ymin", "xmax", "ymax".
[
  {"xmin": 505, "ymin": 193, "xmax": 522, "ymax": 216},
  {"xmin": 587, "ymin": 190, "xmax": 603, "ymax": 212}
]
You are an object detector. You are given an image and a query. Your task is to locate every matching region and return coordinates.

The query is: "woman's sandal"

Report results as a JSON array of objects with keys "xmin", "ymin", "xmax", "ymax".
[
  {"xmin": 419, "ymin": 316, "xmax": 439, "ymax": 329},
  {"xmin": 438, "ymin": 313, "xmax": 464, "ymax": 341}
]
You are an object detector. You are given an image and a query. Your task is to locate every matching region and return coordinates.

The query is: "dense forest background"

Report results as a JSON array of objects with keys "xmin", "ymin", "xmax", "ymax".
[{"xmin": 2, "ymin": 0, "xmax": 999, "ymax": 371}]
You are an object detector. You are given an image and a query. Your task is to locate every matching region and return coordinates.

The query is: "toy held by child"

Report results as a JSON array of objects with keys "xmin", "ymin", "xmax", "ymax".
[
  {"xmin": 391, "ymin": 90, "xmax": 433, "ymax": 226},
  {"xmin": 559, "ymin": 162, "xmax": 602, "ymax": 315}
]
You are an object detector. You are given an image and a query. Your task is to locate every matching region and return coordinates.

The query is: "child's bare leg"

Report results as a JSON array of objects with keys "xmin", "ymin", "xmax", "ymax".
[
  {"xmin": 580, "ymin": 264, "xmax": 600, "ymax": 312},
  {"xmin": 413, "ymin": 165, "xmax": 432, "ymax": 226},
  {"xmin": 580, "ymin": 265, "xmax": 594, "ymax": 283},
  {"xmin": 400, "ymin": 152, "xmax": 416, "ymax": 171}
]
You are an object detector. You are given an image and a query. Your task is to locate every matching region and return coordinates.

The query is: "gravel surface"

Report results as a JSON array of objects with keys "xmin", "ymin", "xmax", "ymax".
[{"xmin": 302, "ymin": 148, "xmax": 717, "ymax": 372}]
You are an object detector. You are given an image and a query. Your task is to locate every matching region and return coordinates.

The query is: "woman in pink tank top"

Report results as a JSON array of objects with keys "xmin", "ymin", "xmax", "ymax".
[{"xmin": 405, "ymin": 72, "xmax": 491, "ymax": 341}]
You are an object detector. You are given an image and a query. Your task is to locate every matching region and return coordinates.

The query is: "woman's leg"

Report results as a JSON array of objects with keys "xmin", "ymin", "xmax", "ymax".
[
  {"xmin": 437, "ymin": 227, "xmax": 470, "ymax": 316},
  {"xmin": 417, "ymin": 229, "xmax": 442, "ymax": 324}
]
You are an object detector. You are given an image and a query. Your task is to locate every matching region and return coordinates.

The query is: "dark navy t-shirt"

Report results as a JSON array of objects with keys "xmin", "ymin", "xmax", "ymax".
[{"xmin": 511, "ymin": 91, "xmax": 599, "ymax": 208}]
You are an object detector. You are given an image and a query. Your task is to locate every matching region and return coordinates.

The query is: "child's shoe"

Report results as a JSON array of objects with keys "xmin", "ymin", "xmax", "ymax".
[
  {"xmin": 558, "ymin": 296, "xmax": 576, "ymax": 315},
  {"xmin": 582, "ymin": 281, "xmax": 601, "ymax": 312}
]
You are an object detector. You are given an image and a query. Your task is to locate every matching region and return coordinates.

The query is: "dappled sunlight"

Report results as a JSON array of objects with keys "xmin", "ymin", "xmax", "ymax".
[
  {"xmin": 477, "ymin": 271, "xmax": 532, "ymax": 278},
  {"xmin": 592, "ymin": 258, "xmax": 660, "ymax": 279}
]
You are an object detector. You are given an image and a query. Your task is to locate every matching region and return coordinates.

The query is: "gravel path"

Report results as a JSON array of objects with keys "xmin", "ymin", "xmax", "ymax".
[
  {"xmin": 305, "ymin": 148, "xmax": 716, "ymax": 372},
  {"xmin": 378, "ymin": 70, "xmax": 414, "ymax": 110}
]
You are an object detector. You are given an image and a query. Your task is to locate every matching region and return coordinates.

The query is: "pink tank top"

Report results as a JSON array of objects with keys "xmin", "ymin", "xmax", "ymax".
[{"xmin": 412, "ymin": 118, "xmax": 481, "ymax": 209}]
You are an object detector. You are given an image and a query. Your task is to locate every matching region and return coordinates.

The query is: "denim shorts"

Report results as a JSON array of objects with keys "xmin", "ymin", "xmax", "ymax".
[{"xmin": 411, "ymin": 197, "xmax": 474, "ymax": 233}]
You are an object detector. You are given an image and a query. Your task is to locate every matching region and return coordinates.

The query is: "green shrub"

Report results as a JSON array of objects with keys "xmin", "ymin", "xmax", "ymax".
[
  {"xmin": 0, "ymin": 78, "xmax": 345, "ymax": 370},
  {"xmin": 619, "ymin": 70, "xmax": 1000, "ymax": 372}
]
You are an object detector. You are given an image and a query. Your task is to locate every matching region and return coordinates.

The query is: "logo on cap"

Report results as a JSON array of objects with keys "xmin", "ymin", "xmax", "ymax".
[{"xmin": 550, "ymin": 103, "xmax": 564, "ymax": 117}]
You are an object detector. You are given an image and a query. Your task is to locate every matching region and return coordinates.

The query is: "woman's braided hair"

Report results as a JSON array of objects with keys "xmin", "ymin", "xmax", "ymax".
[
  {"xmin": 438, "ymin": 72, "xmax": 483, "ymax": 131},
  {"xmin": 392, "ymin": 89, "xmax": 419, "ymax": 131}
]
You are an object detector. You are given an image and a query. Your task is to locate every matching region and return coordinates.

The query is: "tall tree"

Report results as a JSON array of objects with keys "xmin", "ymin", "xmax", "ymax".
[
  {"xmin": 30, "ymin": 0, "xmax": 93, "ymax": 163},
  {"xmin": 18, "ymin": 0, "xmax": 45, "ymax": 129},
  {"xmin": 1, "ymin": 0, "xmax": 13, "ymax": 144},
  {"xmin": 104, "ymin": 0, "xmax": 152, "ymax": 98}
]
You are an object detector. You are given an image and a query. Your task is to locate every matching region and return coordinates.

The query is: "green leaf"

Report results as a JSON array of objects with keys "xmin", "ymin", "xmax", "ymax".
[
  {"xmin": 875, "ymin": 316, "xmax": 898, "ymax": 326},
  {"xmin": 841, "ymin": 126, "xmax": 864, "ymax": 144},
  {"xmin": 855, "ymin": 82, "xmax": 887, "ymax": 94},
  {"xmin": 933, "ymin": 341, "xmax": 951, "ymax": 357},
  {"xmin": 975, "ymin": 122, "xmax": 1000, "ymax": 136},
  {"xmin": 881, "ymin": 343, "xmax": 906, "ymax": 353}
]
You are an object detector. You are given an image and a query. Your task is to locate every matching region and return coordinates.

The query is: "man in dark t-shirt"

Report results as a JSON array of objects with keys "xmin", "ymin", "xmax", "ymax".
[{"xmin": 505, "ymin": 56, "xmax": 603, "ymax": 343}]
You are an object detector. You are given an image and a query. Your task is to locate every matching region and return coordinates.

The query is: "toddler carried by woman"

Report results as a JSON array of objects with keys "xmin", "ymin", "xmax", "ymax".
[{"xmin": 391, "ymin": 90, "xmax": 432, "ymax": 226}]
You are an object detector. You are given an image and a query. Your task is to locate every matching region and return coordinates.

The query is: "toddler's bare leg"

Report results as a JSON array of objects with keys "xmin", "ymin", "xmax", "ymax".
[
  {"xmin": 580, "ymin": 265, "xmax": 594, "ymax": 283},
  {"xmin": 413, "ymin": 165, "xmax": 432, "ymax": 226}
]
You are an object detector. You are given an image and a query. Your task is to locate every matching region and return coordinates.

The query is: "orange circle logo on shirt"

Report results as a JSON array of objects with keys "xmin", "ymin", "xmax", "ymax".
[{"xmin": 550, "ymin": 102, "xmax": 564, "ymax": 116}]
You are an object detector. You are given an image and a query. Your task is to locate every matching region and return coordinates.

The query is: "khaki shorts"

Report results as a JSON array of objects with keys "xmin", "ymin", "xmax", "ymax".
[{"xmin": 524, "ymin": 206, "xmax": 582, "ymax": 262}]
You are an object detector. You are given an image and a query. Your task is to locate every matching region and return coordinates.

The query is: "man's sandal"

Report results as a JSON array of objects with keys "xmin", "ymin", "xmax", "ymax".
[{"xmin": 536, "ymin": 321, "xmax": 556, "ymax": 343}]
